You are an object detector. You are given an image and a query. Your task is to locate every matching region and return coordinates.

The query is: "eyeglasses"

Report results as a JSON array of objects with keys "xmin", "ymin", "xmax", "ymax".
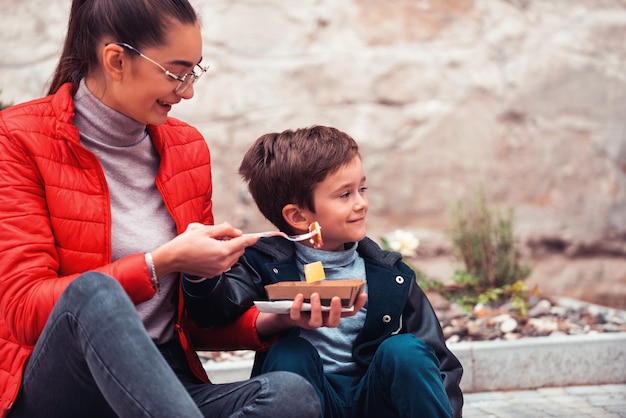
[{"xmin": 110, "ymin": 42, "xmax": 208, "ymax": 94}]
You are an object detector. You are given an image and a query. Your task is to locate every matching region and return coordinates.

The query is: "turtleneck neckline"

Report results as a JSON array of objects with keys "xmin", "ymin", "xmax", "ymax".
[
  {"xmin": 73, "ymin": 79, "xmax": 148, "ymax": 147},
  {"xmin": 295, "ymin": 242, "xmax": 359, "ymax": 270}
]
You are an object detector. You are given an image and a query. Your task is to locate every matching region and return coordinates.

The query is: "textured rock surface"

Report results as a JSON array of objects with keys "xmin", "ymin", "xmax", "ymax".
[{"xmin": 1, "ymin": 0, "xmax": 625, "ymax": 307}]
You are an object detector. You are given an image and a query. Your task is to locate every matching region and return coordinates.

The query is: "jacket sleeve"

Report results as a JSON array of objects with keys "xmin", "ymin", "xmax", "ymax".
[
  {"xmin": 183, "ymin": 251, "xmax": 268, "ymax": 329},
  {"xmin": 404, "ymin": 281, "xmax": 464, "ymax": 418},
  {"xmin": 0, "ymin": 124, "xmax": 155, "ymax": 347},
  {"xmin": 188, "ymin": 306, "xmax": 276, "ymax": 351}
]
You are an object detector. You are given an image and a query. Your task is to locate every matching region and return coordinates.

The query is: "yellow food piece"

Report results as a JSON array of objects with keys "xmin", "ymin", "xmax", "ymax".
[{"xmin": 304, "ymin": 261, "xmax": 326, "ymax": 283}]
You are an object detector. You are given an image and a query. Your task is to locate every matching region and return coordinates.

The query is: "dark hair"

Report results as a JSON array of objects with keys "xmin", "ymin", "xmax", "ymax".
[
  {"xmin": 48, "ymin": 0, "xmax": 198, "ymax": 95},
  {"xmin": 239, "ymin": 125, "xmax": 361, "ymax": 233}
]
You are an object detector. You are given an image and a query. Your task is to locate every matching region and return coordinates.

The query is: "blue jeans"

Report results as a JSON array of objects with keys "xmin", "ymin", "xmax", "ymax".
[
  {"xmin": 261, "ymin": 334, "xmax": 452, "ymax": 418},
  {"xmin": 9, "ymin": 272, "xmax": 320, "ymax": 418}
]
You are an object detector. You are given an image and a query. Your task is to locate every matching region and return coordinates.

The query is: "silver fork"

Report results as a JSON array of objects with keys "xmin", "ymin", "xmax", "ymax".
[
  {"xmin": 242, "ymin": 230, "xmax": 317, "ymax": 242},
  {"xmin": 243, "ymin": 222, "xmax": 322, "ymax": 247}
]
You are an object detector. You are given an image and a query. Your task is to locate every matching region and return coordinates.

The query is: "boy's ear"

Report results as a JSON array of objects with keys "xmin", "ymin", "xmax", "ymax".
[{"xmin": 282, "ymin": 204, "xmax": 312, "ymax": 231}]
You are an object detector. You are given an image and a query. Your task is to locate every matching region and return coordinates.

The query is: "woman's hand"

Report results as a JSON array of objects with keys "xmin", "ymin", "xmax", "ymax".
[
  {"xmin": 255, "ymin": 292, "xmax": 368, "ymax": 337},
  {"xmin": 150, "ymin": 222, "xmax": 259, "ymax": 279}
]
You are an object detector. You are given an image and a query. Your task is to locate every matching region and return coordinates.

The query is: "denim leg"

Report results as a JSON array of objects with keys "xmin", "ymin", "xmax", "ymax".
[
  {"xmin": 261, "ymin": 336, "xmax": 348, "ymax": 418},
  {"xmin": 163, "ymin": 339, "xmax": 322, "ymax": 418},
  {"xmin": 352, "ymin": 334, "xmax": 452, "ymax": 418},
  {"xmin": 9, "ymin": 272, "xmax": 202, "ymax": 418},
  {"xmin": 187, "ymin": 372, "xmax": 320, "ymax": 418}
]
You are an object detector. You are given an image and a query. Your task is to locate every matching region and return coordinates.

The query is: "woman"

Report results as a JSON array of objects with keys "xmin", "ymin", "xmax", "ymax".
[{"xmin": 0, "ymin": 0, "xmax": 329, "ymax": 416}]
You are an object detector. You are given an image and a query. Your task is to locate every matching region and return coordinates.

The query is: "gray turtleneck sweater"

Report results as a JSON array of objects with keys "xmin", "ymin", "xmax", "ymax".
[
  {"xmin": 295, "ymin": 242, "xmax": 368, "ymax": 375},
  {"xmin": 73, "ymin": 80, "xmax": 178, "ymax": 344}
]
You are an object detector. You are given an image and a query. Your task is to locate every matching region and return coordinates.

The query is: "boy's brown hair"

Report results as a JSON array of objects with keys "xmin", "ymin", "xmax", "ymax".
[{"xmin": 239, "ymin": 125, "xmax": 360, "ymax": 234}]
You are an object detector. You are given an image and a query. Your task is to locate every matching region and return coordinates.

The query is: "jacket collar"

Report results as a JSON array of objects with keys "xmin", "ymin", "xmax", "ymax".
[{"xmin": 51, "ymin": 83, "xmax": 81, "ymax": 144}]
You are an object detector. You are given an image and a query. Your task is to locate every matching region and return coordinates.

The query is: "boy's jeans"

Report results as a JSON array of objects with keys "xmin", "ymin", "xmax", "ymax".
[
  {"xmin": 261, "ymin": 334, "xmax": 453, "ymax": 418},
  {"xmin": 9, "ymin": 272, "xmax": 319, "ymax": 418}
]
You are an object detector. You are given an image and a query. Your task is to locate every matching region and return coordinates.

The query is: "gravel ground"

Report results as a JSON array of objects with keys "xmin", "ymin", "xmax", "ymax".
[{"xmin": 429, "ymin": 292, "xmax": 626, "ymax": 344}]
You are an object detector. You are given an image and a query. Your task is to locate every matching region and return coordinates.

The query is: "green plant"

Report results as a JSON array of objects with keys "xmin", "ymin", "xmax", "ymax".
[
  {"xmin": 446, "ymin": 188, "xmax": 533, "ymax": 313},
  {"xmin": 445, "ymin": 272, "xmax": 535, "ymax": 314},
  {"xmin": 449, "ymin": 189, "xmax": 530, "ymax": 288}
]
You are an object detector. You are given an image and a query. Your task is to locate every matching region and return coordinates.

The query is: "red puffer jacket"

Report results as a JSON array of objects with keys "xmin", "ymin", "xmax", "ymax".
[{"xmin": 0, "ymin": 83, "xmax": 267, "ymax": 417}]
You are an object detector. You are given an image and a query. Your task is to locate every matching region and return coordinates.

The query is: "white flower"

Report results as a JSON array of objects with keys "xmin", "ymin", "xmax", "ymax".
[{"xmin": 386, "ymin": 229, "xmax": 420, "ymax": 258}]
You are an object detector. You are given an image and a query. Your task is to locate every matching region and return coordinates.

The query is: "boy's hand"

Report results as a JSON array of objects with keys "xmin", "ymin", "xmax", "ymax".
[
  {"xmin": 289, "ymin": 292, "xmax": 367, "ymax": 329},
  {"xmin": 254, "ymin": 292, "xmax": 368, "ymax": 337}
]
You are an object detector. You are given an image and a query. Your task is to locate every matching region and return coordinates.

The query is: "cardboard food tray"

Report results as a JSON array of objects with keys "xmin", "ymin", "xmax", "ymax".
[{"xmin": 264, "ymin": 279, "xmax": 365, "ymax": 308}]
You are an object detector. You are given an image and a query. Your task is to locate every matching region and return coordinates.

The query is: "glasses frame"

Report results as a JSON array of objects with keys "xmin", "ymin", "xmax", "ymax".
[{"xmin": 109, "ymin": 42, "xmax": 208, "ymax": 94}]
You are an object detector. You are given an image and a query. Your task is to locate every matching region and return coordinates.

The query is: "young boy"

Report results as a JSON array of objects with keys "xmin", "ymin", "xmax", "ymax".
[{"xmin": 184, "ymin": 126, "xmax": 463, "ymax": 418}]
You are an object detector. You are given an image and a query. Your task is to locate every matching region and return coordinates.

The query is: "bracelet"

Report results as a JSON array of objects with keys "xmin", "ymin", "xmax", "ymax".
[
  {"xmin": 145, "ymin": 252, "xmax": 159, "ymax": 292},
  {"xmin": 185, "ymin": 274, "xmax": 208, "ymax": 283}
]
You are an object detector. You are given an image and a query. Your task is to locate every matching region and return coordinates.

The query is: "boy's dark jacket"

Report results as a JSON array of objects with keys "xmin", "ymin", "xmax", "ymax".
[{"xmin": 184, "ymin": 236, "xmax": 464, "ymax": 417}]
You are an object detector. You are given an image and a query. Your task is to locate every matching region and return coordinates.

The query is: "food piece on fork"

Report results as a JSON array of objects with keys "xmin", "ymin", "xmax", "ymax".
[{"xmin": 308, "ymin": 221, "xmax": 323, "ymax": 248}]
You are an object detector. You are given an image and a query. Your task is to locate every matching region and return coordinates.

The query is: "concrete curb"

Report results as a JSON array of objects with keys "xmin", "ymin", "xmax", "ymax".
[
  {"xmin": 205, "ymin": 358, "xmax": 254, "ymax": 384},
  {"xmin": 452, "ymin": 332, "xmax": 626, "ymax": 393},
  {"xmin": 204, "ymin": 332, "xmax": 626, "ymax": 392}
]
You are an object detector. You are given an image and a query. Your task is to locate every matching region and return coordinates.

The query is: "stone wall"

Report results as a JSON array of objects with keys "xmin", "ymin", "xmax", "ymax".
[{"xmin": 2, "ymin": 0, "xmax": 625, "ymax": 308}]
